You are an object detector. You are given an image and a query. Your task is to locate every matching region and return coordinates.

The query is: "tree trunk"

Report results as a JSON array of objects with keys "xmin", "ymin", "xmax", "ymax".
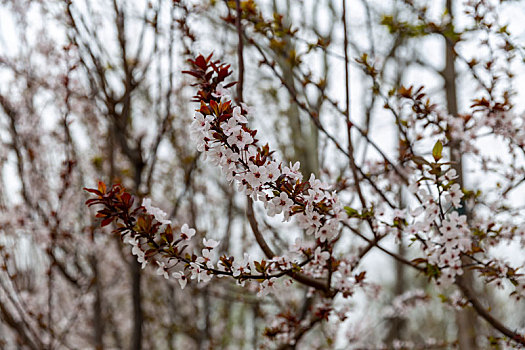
[
  {"xmin": 272, "ymin": 0, "xmax": 319, "ymax": 178},
  {"xmin": 91, "ymin": 254, "xmax": 104, "ymax": 350},
  {"xmin": 444, "ymin": 1, "xmax": 478, "ymax": 348},
  {"xmin": 131, "ymin": 260, "xmax": 142, "ymax": 350}
]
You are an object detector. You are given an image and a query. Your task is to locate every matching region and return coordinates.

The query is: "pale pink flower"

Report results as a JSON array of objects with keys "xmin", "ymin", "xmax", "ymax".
[
  {"xmin": 172, "ymin": 271, "xmax": 188, "ymax": 289},
  {"xmin": 181, "ymin": 224, "xmax": 196, "ymax": 241}
]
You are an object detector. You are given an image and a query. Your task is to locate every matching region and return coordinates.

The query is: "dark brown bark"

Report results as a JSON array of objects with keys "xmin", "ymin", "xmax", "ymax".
[
  {"xmin": 91, "ymin": 255, "xmax": 104, "ymax": 350},
  {"xmin": 130, "ymin": 260, "xmax": 142, "ymax": 350}
]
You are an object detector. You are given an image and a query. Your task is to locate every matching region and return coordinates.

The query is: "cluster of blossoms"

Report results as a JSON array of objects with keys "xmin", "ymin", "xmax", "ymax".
[
  {"xmin": 84, "ymin": 182, "xmax": 221, "ymax": 289},
  {"xmin": 187, "ymin": 64, "xmax": 344, "ymax": 246},
  {"xmin": 386, "ymin": 86, "xmax": 525, "ymax": 300},
  {"xmin": 181, "ymin": 55, "xmax": 354, "ymax": 292},
  {"xmin": 85, "ymin": 55, "xmax": 362, "ymax": 300},
  {"xmin": 429, "ymin": 212, "xmax": 471, "ymax": 286},
  {"xmin": 126, "ymin": 196, "xmax": 288, "ymax": 293},
  {"xmin": 124, "ymin": 200, "xmax": 224, "ymax": 289},
  {"xmin": 402, "ymin": 158, "xmax": 472, "ymax": 287},
  {"xmin": 394, "ymin": 84, "xmax": 522, "ymax": 169},
  {"xmin": 191, "ymin": 98, "xmax": 343, "ymax": 243},
  {"xmin": 399, "ymin": 154, "xmax": 525, "ymax": 296}
]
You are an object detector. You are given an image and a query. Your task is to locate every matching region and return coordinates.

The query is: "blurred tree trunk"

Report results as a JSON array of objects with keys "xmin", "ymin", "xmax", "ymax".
[
  {"xmin": 90, "ymin": 254, "xmax": 104, "ymax": 350},
  {"xmin": 386, "ymin": 217, "xmax": 406, "ymax": 346},
  {"xmin": 443, "ymin": 1, "xmax": 478, "ymax": 348},
  {"xmin": 130, "ymin": 261, "xmax": 143, "ymax": 350},
  {"xmin": 272, "ymin": 0, "xmax": 319, "ymax": 177}
]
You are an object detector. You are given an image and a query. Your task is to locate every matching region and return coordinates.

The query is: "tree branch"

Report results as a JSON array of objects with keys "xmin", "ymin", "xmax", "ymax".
[{"xmin": 246, "ymin": 197, "xmax": 334, "ymax": 296}]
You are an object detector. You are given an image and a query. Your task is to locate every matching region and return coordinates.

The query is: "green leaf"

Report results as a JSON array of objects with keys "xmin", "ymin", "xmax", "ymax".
[
  {"xmin": 437, "ymin": 293, "xmax": 448, "ymax": 303},
  {"xmin": 432, "ymin": 140, "xmax": 443, "ymax": 161},
  {"xmin": 344, "ymin": 206, "xmax": 359, "ymax": 217}
]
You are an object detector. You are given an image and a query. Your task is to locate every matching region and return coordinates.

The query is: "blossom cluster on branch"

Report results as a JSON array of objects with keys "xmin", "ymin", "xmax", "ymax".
[
  {"xmin": 84, "ymin": 55, "xmax": 364, "ymax": 301},
  {"xmin": 83, "ymin": 52, "xmax": 525, "ymax": 347}
]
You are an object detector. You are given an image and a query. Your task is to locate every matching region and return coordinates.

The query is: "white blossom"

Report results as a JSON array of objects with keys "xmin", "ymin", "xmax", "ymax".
[
  {"xmin": 172, "ymin": 271, "xmax": 188, "ymax": 289},
  {"xmin": 181, "ymin": 223, "xmax": 196, "ymax": 241},
  {"xmin": 142, "ymin": 198, "xmax": 172, "ymax": 225}
]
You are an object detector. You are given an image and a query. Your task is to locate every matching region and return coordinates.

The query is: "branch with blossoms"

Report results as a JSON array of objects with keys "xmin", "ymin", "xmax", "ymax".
[
  {"xmin": 377, "ymin": 87, "xmax": 525, "ymax": 296},
  {"xmin": 84, "ymin": 54, "xmax": 372, "ymax": 303},
  {"xmin": 357, "ymin": 85, "xmax": 525, "ymax": 345},
  {"xmin": 84, "ymin": 182, "xmax": 328, "ymax": 293},
  {"xmin": 349, "ymin": 54, "xmax": 525, "ymax": 288},
  {"xmin": 83, "ymin": 53, "xmax": 525, "ymax": 347},
  {"xmin": 182, "ymin": 53, "xmax": 376, "ymax": 297}
]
